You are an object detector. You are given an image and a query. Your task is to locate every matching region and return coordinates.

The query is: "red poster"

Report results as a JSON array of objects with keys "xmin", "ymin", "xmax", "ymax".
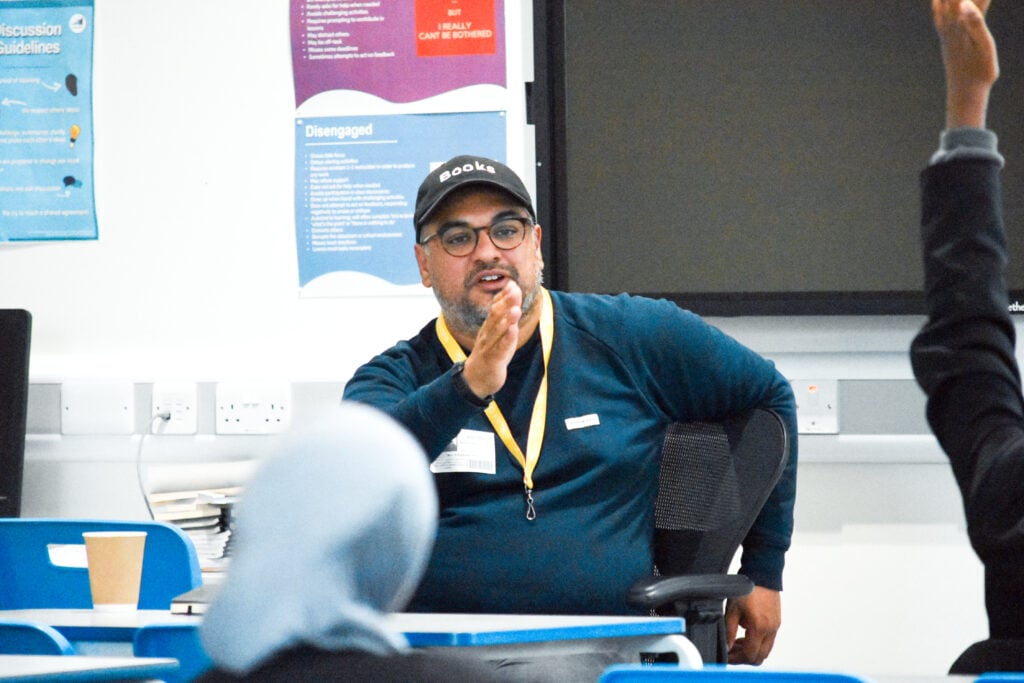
[{"xmin": 415, "ymin": 0, "xmax": 496, "ymax": 57}]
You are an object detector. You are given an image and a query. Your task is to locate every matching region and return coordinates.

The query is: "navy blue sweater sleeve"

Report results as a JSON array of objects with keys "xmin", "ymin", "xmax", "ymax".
[
  {"xmin": 672, "ymin": 310, "xmax": 797, "ymax": 592},
  {"xmin": 342, "ymin": 328, "xmax": 490, "ymax": 457},
  {"xmin": 674, "ymin": 313, "xmax": 797, "ymax": 591},
  {"xmin": 737, "ymin": 374, "xmax": 797, "ymax": 591}
]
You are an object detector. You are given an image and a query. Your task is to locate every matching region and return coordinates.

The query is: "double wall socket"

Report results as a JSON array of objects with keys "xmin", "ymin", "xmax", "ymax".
[
  {"xmin": 151, "ymin": 381, "xmax": 198, "ymax": 434},
  {"xmin": 215, "ymin": 381, "xmax": 291, "ymax": 435}
]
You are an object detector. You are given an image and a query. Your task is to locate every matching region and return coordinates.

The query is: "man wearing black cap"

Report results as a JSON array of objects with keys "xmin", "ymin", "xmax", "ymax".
[{"xmin": 343, "ymin": 152, "xmax": 798, "ymax": 667}]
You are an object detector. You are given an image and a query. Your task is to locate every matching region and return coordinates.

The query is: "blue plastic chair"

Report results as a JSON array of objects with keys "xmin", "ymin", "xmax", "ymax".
[
  {"xmin": 134, "ymin": 623, "xmax": 213, "ymax": 683},
  {"xmin": 0, "ymin": 620, "xmax": 76, "ymax": 655},
  {"xmin": 598, "ymin": 667, "xmax": 876, "ymax": 683},
  {"xmin": 0, "ymin": 518, "xmax": 202, "ymax": 610}
]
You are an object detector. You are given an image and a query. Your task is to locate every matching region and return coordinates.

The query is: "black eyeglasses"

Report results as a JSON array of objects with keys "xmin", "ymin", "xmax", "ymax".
[{"xmin": 419, "ymin": 217, "xmax": 532, "ymax": 257}]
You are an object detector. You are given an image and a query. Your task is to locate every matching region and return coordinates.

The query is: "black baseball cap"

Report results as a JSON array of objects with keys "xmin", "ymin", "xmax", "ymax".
[{"xmin": 413, "ymin": 155, "xmax": 535, "ymax": 240}]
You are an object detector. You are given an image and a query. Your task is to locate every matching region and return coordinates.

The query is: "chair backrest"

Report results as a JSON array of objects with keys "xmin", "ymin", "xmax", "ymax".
[
  {"xmin": 652, "ymin": 408, "xmax": 789, "ymax": 577},
  {"xmin": 0, "ymin": 518, "xmax": 202, "ymax": 610},
  {"xmin": 0, "ymin": 620, "xmax": 75, "ymax": 655},
  {"xmin": 134, "ymin": 623, "xmax": 213, "ymax": 683}
]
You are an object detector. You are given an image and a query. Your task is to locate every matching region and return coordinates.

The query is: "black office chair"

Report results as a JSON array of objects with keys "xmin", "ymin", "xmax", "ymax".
[{"xmin": 627, "ymin": 408, "xmax": 789, "ymax": 665}]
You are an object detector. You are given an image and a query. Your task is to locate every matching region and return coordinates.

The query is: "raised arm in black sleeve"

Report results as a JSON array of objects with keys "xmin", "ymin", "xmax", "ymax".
[{"xmin": 911, "ymin": 156, "xmax": 1024, "ymax": 638}]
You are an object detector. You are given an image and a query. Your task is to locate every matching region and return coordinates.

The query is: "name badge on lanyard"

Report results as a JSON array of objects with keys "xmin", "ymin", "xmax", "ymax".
[
  {"xmin": 436, "ymin": 287, "xmax": 554, "ymax": 520},
  {"xmin": 429, "ymin": 429, "xmax": 497, "ymax": 475}
]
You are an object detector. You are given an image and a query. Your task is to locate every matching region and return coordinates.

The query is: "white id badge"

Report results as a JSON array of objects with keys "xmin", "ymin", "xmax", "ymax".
[
  {"xmin": 565, "ymin": 413, "xmax": 600, "ymax": 430},
  {"xmin": 429, "ymin": 429, "xmax": 496, "ymax": 474}
]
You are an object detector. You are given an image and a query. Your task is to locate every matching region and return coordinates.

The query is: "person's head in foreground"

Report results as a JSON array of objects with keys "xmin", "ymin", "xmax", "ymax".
[{"xmin": 200, "ymin": 402, "xmax": 437, "ymax": 674}]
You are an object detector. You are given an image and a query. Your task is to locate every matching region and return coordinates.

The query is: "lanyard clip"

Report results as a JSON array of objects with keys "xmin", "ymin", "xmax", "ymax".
[{"xmin": 524, "ymin": 485, "xmax": 536, "ymax": 521}]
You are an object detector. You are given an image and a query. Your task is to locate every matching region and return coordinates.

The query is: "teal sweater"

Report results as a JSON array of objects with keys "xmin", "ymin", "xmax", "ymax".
[{"xmin": 344, "ymin": 291, "xmax": 797, "ymax": 614}]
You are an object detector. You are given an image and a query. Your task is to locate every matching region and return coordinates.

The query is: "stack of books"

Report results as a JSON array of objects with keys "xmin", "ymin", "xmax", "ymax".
[
  {"xmin": 148, "ymin": 486, "xmax": 242, "ymax": 571},
  {"xmin": 144, "ymin": 459, "xmax": 257, "ymax": 573}
]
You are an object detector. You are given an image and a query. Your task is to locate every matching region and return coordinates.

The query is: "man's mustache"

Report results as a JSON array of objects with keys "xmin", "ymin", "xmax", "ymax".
[{"xmin": 464, "ymin": 264, "xmax": 520, "ymax": 290}]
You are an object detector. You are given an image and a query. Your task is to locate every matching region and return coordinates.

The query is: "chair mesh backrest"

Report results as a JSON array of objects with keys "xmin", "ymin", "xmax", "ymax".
[
  {"xmin": 656, "ymin": 423, "xmax": 741, "ymax": 530},
  {"xmin": 653, "ymin": 409, "xmax": 788, "ymax": 576}
]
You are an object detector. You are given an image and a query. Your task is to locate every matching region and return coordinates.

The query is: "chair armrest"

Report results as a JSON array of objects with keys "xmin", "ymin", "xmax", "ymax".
[{"xmin": 626, "ymin": 574, "xmax": 753, "ymax": 609}]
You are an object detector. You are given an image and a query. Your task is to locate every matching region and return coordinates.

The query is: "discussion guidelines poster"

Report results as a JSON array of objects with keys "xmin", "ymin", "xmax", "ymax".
[{"xmin": 0, "ymin": 0, "xmax": 97, "ymax": 241}]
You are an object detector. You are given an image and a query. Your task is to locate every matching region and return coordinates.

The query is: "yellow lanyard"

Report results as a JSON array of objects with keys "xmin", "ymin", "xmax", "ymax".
[{"xmin": 436, "ymin": 287, "xmax": 553, "ymax": 520}]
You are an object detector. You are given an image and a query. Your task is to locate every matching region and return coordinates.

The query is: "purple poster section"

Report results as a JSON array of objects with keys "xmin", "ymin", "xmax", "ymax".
[{"xmin": 290, "ymin": 0, "xmax": 506, "ymax": 106}]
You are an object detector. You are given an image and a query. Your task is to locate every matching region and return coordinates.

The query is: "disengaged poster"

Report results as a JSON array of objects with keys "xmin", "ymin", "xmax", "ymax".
[
  {"xmin": 0, "ymin": 0, "xmax": 96, "ymax": 241},
  {"xmin": 290, "ymin": 0, "xmax": 509, "ymax": 296},
  {"xmin": 294, "ymin": 111, "xmax": 506, "ymax": 294}
]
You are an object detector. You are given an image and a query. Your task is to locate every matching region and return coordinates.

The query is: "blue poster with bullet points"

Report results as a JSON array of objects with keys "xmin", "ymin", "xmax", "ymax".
[
  {"xmin": 0, "ymin": 0, "xmax": 96, "ymax": 241},
  {"xmin": 294, "ymin": 110, "xmax": 505, "ymax": 296}
]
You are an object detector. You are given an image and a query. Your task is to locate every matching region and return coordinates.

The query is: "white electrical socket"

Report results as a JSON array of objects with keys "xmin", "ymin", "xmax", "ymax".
[
  {"xmin": 792, "ymin": 379, "xmax": 840, "ymax": 434},
  {"xmin": 215, "ymin": 381, "xmax": 291, "ymax": 435},
  {"xmin": 151, "ymin": 381, "xmax": 198, "ymax": 434},
  {"xmin": 60, "ymin": 381, "xmax": 136, "ymax": 435}
]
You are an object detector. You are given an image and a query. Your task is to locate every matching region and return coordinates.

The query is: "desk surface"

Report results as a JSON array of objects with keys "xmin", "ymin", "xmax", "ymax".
[
  {"xmin": 1, "ymin": 608, "xmax": 683, "ymax": 646},
  {"xmin": 389, "ymin": 613, "xmax": 686, "ymax": 647},
  {"xmin": 0, "ymin": 655, "xmax": 178, "ymax": 682},
  {"xmin": 0, "ymin": 609, "xmax": 200, "ymax": 643},
  {"xmin": 1, "ymin": 609, "xmax": 695, "ymax": 671}
]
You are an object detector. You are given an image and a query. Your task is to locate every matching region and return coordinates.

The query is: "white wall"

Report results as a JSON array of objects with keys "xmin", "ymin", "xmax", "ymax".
[
  {"xmin": 0, "ymin": 1, "xmax": 992, "ymax": 675},
  {"xmin": 3, "ymin": 0, "xmax": 440, "ymax": 384}
]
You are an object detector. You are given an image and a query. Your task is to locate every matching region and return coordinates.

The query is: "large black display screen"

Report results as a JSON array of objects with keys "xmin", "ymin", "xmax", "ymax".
[{"xmin": 533, "ymin": 1, "xmax": 1024, "ymax": 315}]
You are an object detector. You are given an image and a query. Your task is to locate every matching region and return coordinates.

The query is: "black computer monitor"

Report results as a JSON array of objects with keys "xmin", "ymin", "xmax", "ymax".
[{"xmin": 0, "ymin": 309, "xmax": 31, "ymax": 517}]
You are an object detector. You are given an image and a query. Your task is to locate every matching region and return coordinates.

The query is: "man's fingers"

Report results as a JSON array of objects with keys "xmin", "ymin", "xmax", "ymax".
[
  {"xmin": 465, "ymin": 282, "xmax": 523, "ymax": 396},
  {"xmin": 728, "ymin": 636, "xmax": 757, "ymax": 665},
  {"xmin": 724, "ymin": 612, "xmax": 740, "ymax": 648},
  {"xmin": 728, "ymin": 631, "xmax": 775, "ymax": 666},
  {"xmin": 754, "ymin": 630, "xmax": 777, "ymax": 664},
  {"xmin": 478, "ymin": 283, "xmax": 521, "ymax": 340}
]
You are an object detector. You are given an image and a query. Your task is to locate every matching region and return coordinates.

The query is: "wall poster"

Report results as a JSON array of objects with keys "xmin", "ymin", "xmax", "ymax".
[
  {"xmin": 291, "ymin": 0, "xmax": 505, "ymax": 107},
  {"xmin": 290, "ymin": 0, "xmax": 511, "ymax": 297},
  {"xmin": 295, "ymin": 111, "xmax": 506, "ymax": 294},
  {"xmin": 0, "ymin": 0, "xmax": 96, "ymax": 241}
]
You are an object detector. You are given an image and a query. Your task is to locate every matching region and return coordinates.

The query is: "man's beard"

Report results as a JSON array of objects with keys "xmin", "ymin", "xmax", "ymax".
[{"xmin": 436, "ymin": 256, "xmax": 544, "ymax": 337}]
